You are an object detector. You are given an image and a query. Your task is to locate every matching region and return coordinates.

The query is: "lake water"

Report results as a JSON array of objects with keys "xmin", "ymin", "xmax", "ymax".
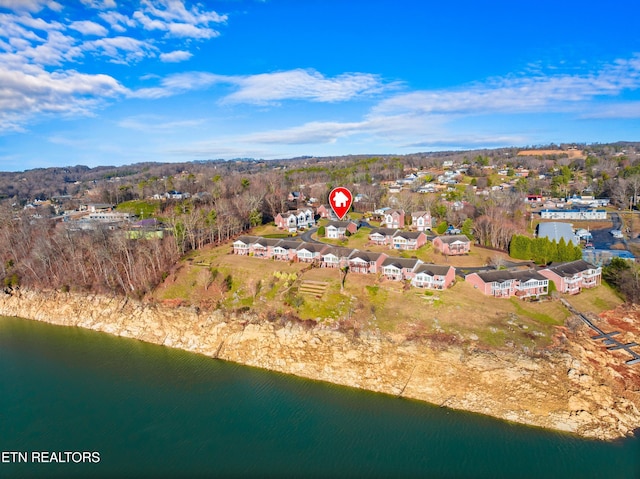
[{"xmin": 1, "ymin": 316, "xmax": 639, "ymax": 479}]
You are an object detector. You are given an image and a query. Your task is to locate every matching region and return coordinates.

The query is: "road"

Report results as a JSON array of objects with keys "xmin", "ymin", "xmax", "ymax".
[{"xmin": 590, "ymin": 212, "xmax": 623, "ymax": 250}]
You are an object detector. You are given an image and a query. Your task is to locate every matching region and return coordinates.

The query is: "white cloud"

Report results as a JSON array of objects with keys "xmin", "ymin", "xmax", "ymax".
[
  {"xmin": 374, "ymin": 55, "xmax": 640, "ymax": 118},
  {"xmin": 0, "ymin": 0, "xmax": 60, "ymax": 12},
  {"xmin": 159, "ymin": 49, "xmax": 191, "ymax": 62},
  {"xmin": 117, "ymin": 114, "xmax": 205, "ymax": 132},
  {"xmin": 0, "ymin": 64, "xmax": 127, "ymax": 132},
  {"xmin": 82, "ymin": 36, "xmax": 158, "ymax": 64},
  {"xmin": 223, "ymin": 69, "xmax": 387, "ymax": 104},
  {"xmin": 80, "ymin": 0, "xmax": 116, "ymax": 9},
  {"xmin": 131, "ymin": 69, "xmax": 389, "ymax": 103},
  {"xmin": 131, "ymin": 0, "xmax": 227, "ymax": 39},
  {"xmin": 98, "ymin": 11, "xmax": 136, "ymax": 32},
  {"xmin": 69, "ymin": 20, "xmax": 108, "ymax": 36}
]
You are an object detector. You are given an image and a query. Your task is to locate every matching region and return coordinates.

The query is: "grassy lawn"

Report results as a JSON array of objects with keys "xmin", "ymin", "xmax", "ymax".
[
  {"xmin": 560, "ymin": 282, "xmax": 624, "ymax": 314},
  {"xmin": 150, "ymin": 238, "xmax": 622, "ymax": 351},
  {"xmin": 116, "ymin": 199, "xmax": 162, "ymax": 217}
]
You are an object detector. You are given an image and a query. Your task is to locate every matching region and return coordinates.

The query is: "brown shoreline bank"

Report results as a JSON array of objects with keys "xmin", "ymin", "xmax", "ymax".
[{"xmin": 1, "ymin": 288, "xmax": 638, "ymax": 441}]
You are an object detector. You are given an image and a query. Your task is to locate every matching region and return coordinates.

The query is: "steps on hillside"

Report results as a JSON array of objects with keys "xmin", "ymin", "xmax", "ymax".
[{"xmin": 299, "ymin": 280, "xmax": 329, "ymax": 296}]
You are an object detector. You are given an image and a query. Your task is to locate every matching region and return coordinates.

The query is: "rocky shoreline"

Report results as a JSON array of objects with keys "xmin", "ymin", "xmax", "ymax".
[{"xmin": 1, "ymin": 288, "xmax": 639, "ymax": 441}]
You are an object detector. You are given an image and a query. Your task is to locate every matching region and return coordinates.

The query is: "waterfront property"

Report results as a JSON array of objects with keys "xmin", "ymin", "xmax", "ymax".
[
  {"xmin": 539, "ymin": 260, "xmax": 602, "ymax": 294},
  {"xmin": 411, "ymin": 264, "xmax": 456, "ymax": 290},
  {"xmin": 348, "ymin": 251, "xmax": 387, "ymax": 274},
  {"xmin": 321, "ymin": 246, "xmax": 355, "ymax": 269},
  {"xmin": 381, "ymin": 257, "xmax": 422, "ymax": 281},
  {"xmin": 432, "ymin": 235, "xmax": 471, "ymax": 255},
  {"xmin": 465, "ymin": 269, "xmax": 549, "ymax": 299}
]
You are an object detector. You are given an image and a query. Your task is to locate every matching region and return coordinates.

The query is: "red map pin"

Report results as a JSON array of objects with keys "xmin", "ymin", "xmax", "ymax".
[{"xmin": 329, "ymin": 187, "xmax": 353, "ymax": 220}]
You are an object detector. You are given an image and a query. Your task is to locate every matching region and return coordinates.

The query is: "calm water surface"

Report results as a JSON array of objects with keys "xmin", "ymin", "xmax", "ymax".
[{"xmin": 1, "ymin": 316, "xmax": 638, "ymax": 479}]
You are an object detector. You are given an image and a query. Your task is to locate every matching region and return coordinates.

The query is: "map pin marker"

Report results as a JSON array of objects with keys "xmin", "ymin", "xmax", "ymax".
[{"xmin": 329, "ymin": 187, "xmax": 353, "ymax": 220}]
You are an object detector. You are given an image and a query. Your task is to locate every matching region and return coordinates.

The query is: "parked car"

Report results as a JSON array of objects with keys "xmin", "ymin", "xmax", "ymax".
[{"xmin": 610, "ymin": 229, "xmax": 624, "ymax": 239}]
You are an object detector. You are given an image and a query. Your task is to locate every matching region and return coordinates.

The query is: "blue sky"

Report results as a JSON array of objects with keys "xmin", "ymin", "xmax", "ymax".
[{"xmin": 1, "ymin": 0, "xmax": 639, "ymax": 171}]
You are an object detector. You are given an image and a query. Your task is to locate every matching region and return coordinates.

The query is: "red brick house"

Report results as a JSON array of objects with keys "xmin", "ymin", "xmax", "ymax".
[
  {"xmin": 274, "ymin": 208, "xmax": 314, "ymax": 230},
  {"xmin": 348, "ymin": 251, "xmax": 387, "ymax": 274},
  {"xmin": 272, "ymin": 240, "xmax": 302, "ymax": 261},
  {"xmin": 295, "ymin": 242, "xmax": 329, "ymax": 263},
  {"xmin": 432, "ymin": 235, "xmax": 471, "ymax": 255},
  {"xmin": 411, "ymin": 211, "xmax": 433, "ymax": 231},
  {"xmin": 368, "ymin": 228, "xmax": 397, "ymax": 246},
  {"xmin": 232, "ymin": 235, "xmax": 260, "ymax": 255},
  {"xmin": 321, "ymin": 247, "xmax": 355, "ymax": 269},
  {"xmin": 325, "ymin": 221, "xmax": 357, "ymax": 239},
  {"xmin": 411, "ymin": 264, "xmax": 456, "ymax": 289},
  {"xmin": 382, "ymin": 209, "xmax": 405, "ymax": 229},
  {"xmin": 539, "ymin": 260, "xmax": 601, "ymax": 294},
  {"xmin": 465, "ymin": 270, "xmax": 549, "ymax": 299},
  {"xmin": 381, "ymin": 257, "xmax": 421, "ymax": 281},
  {"xmin": 392, "ymin": 231, "xmax": 427, "ymax": 250}
]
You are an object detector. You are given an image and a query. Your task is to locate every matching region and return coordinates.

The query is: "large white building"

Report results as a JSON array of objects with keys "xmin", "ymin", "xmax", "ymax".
[{"xmin": 540, "ymin": 209, "xmax": 607, "ymax": 220}]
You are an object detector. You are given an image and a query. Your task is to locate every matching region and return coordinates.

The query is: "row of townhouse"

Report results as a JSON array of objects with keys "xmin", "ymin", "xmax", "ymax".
[
  {"xmin": 232, "ymin": 236, "xmax": 456, "ymax": 289},
  {"xmin": 368, "ymin": 228, "xmax": 472, "ymax": 255},
  {"xmin": 274, "ymin": 208, "xmax": 315, "ymax": 231},
  {"xmin": 465, "ymin": 260, "xmax": 601, "ymax": 299}
]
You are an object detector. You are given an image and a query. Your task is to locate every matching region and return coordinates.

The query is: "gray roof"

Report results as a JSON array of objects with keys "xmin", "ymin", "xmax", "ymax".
[
  {"xmin": 254, "ymin": 237, "xmax": 283, "ymax": 247},
  {"xmin": 327, "ymin": 221, "xmax": 356, "ymax": 228},
  {"xmin": 537, "ymin": 222, "xmax": 578, "ymax": 245},
  {"xmin": 545, "ymin": 260, "xmax": 597, "ymax": 277},
  {"xmin": 382, "ymin": 257, "xmax": 421, "ymax": 269},
  {"xmin": 276, "ymin": 239, "xmax": 303, "ymax": 250},
  {"xmin": 234, "ymin": 235, "xmax": 260, "ymax": 244},
  {"xmin": 370, "ymin": 228, "xmax": 398, "ymax": 236},
  {"xmin": 436, "ymin": 234, "xmax": 470, "ymax": 244},
  {"xmin": 349, "ymin": 251, "xmax": 385, "ymax": 262},
  {"xmin": 323, "ymin": 246, "xmax": 356, "ymax": 258},
  {"xmin": 393, "ymin": 231, "xmax": 424, "ymax": 240},
  {"xmin": 471, "ymin": 269, "xmax": 547, "ymax": 284},
  {"xmin": 297, "ymin": 242, "xmax": 329, "ymax": 254},
  {"xmin": 414, "ymin": 264, "xmax": 452, "ymax": 276}
]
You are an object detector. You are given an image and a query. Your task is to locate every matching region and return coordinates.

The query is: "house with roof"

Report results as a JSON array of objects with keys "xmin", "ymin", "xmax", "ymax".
[
  {"xmin": 392, "ymin": 231, "xmax": 427, "ymax": 250},
  {"xmin": 539, "ymin": 260, "xmax": 601, "ymax": 294},
  {"xmin": 272, "ymin": 240, "xmax": 302, "ymax": 261},
  {"xmin": 411, "ymin": 264, "xmax": 456, "ymax": 290},
  {"xmin": 348, "ymin": 251, "xmax": 388, "ymax": 274},
  {"xmin": 368, "ymin": 228, "xmax": 397, "ymax": 246},
  {"xmin": 432, "ymin": 235, "xmax": 471, "ymax": 255},
  {"xmin": 287, "ymin": 191, "xmax": 306, "ymax": 202},
  {"xmin": 321, "ymin": 247, "xmax": 355, "ymax": 269},
  {"xmin": 325, "ymin": 221, "xmax": 358, "ymax": 239},
  {"xmin": 274, "ymin": 208, "xmax": 315, "ymax": 231},
  {"xmin": 295, "ymin": 242, "xmax": 329, "ymax": 263},
  {"xmin": 381, "ymin": 257, "xmax": 422, "ymax": 281},
  {"xmin": 465, "ymin": 270, "xmax": 549, "ymax": 299},
  {"xmin": 232, "ymin": 235, "xmax": 260, "ymax": 255},
  {"xmin": 382, "ymin": 209, "xmax": 405, "ymax": 229},
  {"xmin": 316, "ymin": 204, "xmax": 338, "ymax": 220},
  {"xmin": 250, "ymin": 238, "xmax": 282, "ymax": 258},
  {"xmin": 411, "ymin": 211, "xmax": 433, "ymax": 231}
]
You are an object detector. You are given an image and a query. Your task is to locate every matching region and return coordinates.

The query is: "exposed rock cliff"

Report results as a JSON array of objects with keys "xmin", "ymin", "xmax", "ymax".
[{"xmin": 1, "ymin": 289, "xmax": 638, "ymax": 441}]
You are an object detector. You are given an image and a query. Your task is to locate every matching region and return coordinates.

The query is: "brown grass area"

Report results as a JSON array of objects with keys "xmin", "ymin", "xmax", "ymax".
[
  {"xmin": 517, "ymin": 149, "xmax": 584, "ymax": 158},
  {"xmin": 150, "ymin": 239, "xmax": 619, "ymax": 350}
]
